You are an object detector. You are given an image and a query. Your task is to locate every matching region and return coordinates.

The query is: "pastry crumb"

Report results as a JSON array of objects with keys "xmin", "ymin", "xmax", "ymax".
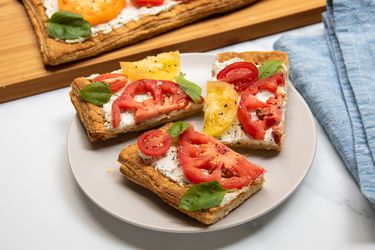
[{"xmin": 106, "ymin": 167, "xmax": 115, "ymax": 174}]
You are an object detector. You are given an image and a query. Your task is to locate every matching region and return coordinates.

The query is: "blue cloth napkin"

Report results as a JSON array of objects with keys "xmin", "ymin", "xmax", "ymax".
[{"xmin": 274, "ymin": 0, "xmax": 375, "ymax": 208}]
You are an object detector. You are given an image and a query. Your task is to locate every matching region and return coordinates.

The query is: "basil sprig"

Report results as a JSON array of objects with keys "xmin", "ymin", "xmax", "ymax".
[
  {"xmin": 79, "ymin": 82, "xmax": 113, "ymax": 105},
  {"xmin": 167, "ymin": 121, "xmax": 189, "ymax": 138},
  {"xmin": 258, "ymin": 60, "xmax": 283, "ymax": 79},
  {"xmin": 47, "ymin": 11, "xmax": 91, "ymax": 40},
  {"xmin": 179, "ymin": 181, "xmax": 231, "ymax": 211},
  {"xmin": 175, "ymin": 74, "xmax": 202, "ymax": 104}
]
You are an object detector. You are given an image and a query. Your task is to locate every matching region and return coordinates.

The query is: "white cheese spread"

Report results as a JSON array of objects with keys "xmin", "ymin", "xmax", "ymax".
[
  {"xmin": 218, "ymin": 120, "xmax": 276, "ymax": 145},
  {"xmin": 137, "ymin": 146, "xmax": 246, "ymax": 206},
  {"xmin": 255, "ymin": 90, "xmax": 275, "ymax": 103},
  {"xmin": 221, "ymin": 186, "xmax": 250, "ymax": 207},
  {"xmin": 134, "ymin": 93, "xmax": 152, "ymax": 102},
  {"xmin": 43, "ymin": 0, "xmax": 179, "ymax": 43},
  {"xmin": 102, "ymin": 95, "xmax": 136, "ymax": 129},
  {"xmin": 138, "ymin": 146, "xmax": 189, "ymax": 185}
]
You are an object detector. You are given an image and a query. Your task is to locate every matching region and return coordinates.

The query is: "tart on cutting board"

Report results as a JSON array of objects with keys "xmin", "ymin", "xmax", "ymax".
[{"xmin": 23, "ymin": 0, "xmax": 258, "ymax": 65}]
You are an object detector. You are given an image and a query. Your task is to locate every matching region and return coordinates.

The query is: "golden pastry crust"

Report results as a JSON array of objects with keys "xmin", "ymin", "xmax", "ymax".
[
  {"xmin": 69, "ymin": 77, "xmax": 204, "ymax": 142},
  {"xmin": 118, "ymin": 124, "xmax": 265, "ymax": 225},
  {"xmin": 213, "ymin": 51, "xmax": 289, "ymax": 151},
  {"xmin": 222, "ymin": 134, "xmax": 284, "ymax": 151},
  {"xmin": 216, "ymin": 51, "xmax": 289, "ymax": 65},
  {"xmin": 23, "ymin": 0, "xmax": 258, "ymax": 65}
]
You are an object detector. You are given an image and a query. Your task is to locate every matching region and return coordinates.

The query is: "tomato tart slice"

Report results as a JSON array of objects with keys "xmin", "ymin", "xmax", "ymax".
[
  {"xmin": 118, "ymin": 123, "xmax": 265, "ymax": 225},
  {"xmin": 22, "ymin": 0, "xmax": 258, "ymax": 65},
  {"xmin": 204, "ymin": 51, "xmax": 288, "ymax": 151},
  {"xmin": 69, "ymin": 51, "xmax": 204, "ymax": 142}
]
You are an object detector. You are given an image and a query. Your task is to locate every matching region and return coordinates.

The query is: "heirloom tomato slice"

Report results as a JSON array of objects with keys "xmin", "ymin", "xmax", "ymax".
[
  {"xmin": 137, "ymin": 129, "xmax": 172, "ymax": 156},
  {"xmin": 217, "ymin": 62, "xmax": 259, "ymax": 92},
  {"xmin": 237, "ymin": 73, "xmax": 285, "ymax": 140},
  {"xmin": 111, "ymin": 79, "xmax": 191, "ymax": 128},
  {"xmin": 93, "ymin": 73, "xmax": 128, "ymax": 93},
  {"xmin": 203, "ymin": 81, "xmax": 238, "ymax": 137},
  {"xmin": 178, "ymin": 126, "xmax": 265, "ymax": 189},
  {"xmin": 120, "ymin": 51, "xmax": 180, "ymax": 81},
  {"xmin": 58, "ymin": 0, "xmax": 126, "ymax": 26}
]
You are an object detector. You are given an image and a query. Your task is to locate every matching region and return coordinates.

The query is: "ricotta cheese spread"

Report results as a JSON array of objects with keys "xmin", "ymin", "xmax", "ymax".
[
  {"xmin": 102, "ymin": 95, "xmax": 135, "ymax": 129},
  {"xmin": 138, "ymin": 146, "xmax": 189, "ymax": 186},
  {"xmin": 43, "ymin": 0, "xmax": 179, "ymax": 43},
  {"xmin": 137, "ymin": 146, "xmax": 246, "ymax": 207},
  {"xmin": 218, "ymin": 120, "xmax": 276, "ymax": 144}
]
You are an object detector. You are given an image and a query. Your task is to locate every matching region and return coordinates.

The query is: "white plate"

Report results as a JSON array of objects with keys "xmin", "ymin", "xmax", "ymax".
[{"xmin": 67, "ymin": 53, "xmax": 316, "ymax": 233}]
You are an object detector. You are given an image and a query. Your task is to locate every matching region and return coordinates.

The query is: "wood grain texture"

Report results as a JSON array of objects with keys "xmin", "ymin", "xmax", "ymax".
[{"xmin": 0, "ymin": 0, "xmax": 325, "ymax": 103}]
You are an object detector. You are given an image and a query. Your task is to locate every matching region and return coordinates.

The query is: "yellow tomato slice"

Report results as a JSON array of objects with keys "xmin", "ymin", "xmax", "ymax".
[
  {"xmin": 120, "ymin": 51, "xmax": 180, "ymax": 81},
  {"xmin": 203, "ymin": 81, "xmax": 239, "ymax": 137},
  {"xmin": 58, "ymin": 0, "xmax": 126, "ymax": 26}
]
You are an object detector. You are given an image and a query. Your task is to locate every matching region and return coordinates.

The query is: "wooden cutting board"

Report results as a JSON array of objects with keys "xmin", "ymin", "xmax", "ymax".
[{"xmin": 0, "ymin": 0, "xmax": 325, "ymax": 103}]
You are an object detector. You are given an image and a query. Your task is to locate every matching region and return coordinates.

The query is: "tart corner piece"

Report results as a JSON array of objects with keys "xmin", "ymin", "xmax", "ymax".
[
  {"xmin": 207, "ymin": 51, "xmax": 289, "ymax": 151},
  {"xmin": 69, "ymin": 77, "xmax": 204, "ymax": 142},
  {"xmin": 70, "ymin": 77, "xmax": 118, "ymax": 142},
  {"xmin": 118, "ymin": 124, "xmax": 265, "ymax": 225},
  {"xmin": 69, "ymin": 52, "xmax": 204, "ymax": 142}
]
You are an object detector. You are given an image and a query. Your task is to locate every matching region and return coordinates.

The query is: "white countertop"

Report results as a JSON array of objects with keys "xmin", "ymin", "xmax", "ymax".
[{"xmin": 1, "ymin": 23, "xmax": 374, "ymax": 250}]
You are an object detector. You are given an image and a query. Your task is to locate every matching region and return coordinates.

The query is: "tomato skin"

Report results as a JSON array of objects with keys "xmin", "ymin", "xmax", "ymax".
[
  {"xmin": 178, "ymin": 127, "xmax": 265, "ymax": 189},
  {"xmin": 111, "ymin": 100, "xmax": 122, "ymax": 128},
  {"xmin": 217, "ymin": 62, "xmax": 259, "ymax": 92},
  {"xmin": 267, "ymin": 72, "xmax": 285, "ymax": 86},
  {"xmin": 137, "ymin": 130, "xmax": 172, "ymax": 156},
  {"xmin": 111, "ymin": 79, "xmax": 192, "ymax": 128},
  {"xmin": 237, "ymin": 73, "xmax": 285, "ymax": 140},
  {"xmin": 93, "ymin": 73, "xmax": 128, "ymax": 93},
  {"xmin": 133, "ymin": 0, "xmax": 164, "ymax": 7},
  {"xmin": 238, "ymin": 104, "xmax": 266, "ymax": 140}
]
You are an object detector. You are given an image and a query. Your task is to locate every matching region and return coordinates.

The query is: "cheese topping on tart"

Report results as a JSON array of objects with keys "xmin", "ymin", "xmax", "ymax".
[
  {"xmin": 43, "ymin": 0, "xmax": 179, "ymax": 42},
  {"xmin": 138, "ymin": 146, "xmax": 189, "ymax": 185}
]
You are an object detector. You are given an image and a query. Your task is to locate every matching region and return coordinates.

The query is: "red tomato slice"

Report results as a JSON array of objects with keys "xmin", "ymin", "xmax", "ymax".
[
  {"xmin": 111, "ymin": 79, "xmax": 191, "ymax": 128},
  {"xmin": 178, "ymin": 126, "xmax": 265, "ymax": 189},
  {"xmin": 93, "ymin": 73, "xmax": 128, "ymax": 93},
  {"xmin": 132, "ymin": 0, "xmax": 164, "ymax": 7},
  {"xmin": 137, "ymin": 129, "xmax": 172, "ymax": 156},
  {"xmin": 237, "ymin": 73, "xmax": 285, "ymax": 140},
  {"xmin": 217, "ymin": 62, "xmax": 259, "ymax": 92}
]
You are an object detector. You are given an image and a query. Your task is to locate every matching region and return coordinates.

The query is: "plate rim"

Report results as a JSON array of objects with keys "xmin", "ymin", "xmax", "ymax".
[{"xmin": 67, "ymin": 53, "xmax": 317, "ymax": 233}]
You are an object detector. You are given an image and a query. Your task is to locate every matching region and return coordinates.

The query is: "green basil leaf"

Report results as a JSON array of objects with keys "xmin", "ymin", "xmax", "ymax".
[
  {"xmin": 175, "ymin": 74, "xmax": 202, "ymax": 104},
  {"xmin": 179, "ymin": 181, "xmax": 228, "ymax": 211},
  {"xmin": 79, "ymin": 82, "xmax": 113, "ymax": 106},
  {"xmin": 47, "ymin": 11, "xmax": 91, "ymax": 40},
  {"xmin": 167, "ymin": 121, "xmax": 189, "ymax": 138},
  {"xmin": 258, "ymin": 60, "xmax": 283, "ymax": 79}
]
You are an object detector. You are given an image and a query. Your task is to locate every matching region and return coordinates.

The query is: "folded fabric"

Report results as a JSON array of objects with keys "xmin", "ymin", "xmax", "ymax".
[{"xmin": 273, "ymin": 0, "xmax": 375, "ymax": 208}]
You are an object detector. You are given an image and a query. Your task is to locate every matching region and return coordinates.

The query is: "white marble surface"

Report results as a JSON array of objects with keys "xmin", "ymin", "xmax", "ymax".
[{"xmin": 0, "ymin": 23, "xmax": 374, "ymax": 250}]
